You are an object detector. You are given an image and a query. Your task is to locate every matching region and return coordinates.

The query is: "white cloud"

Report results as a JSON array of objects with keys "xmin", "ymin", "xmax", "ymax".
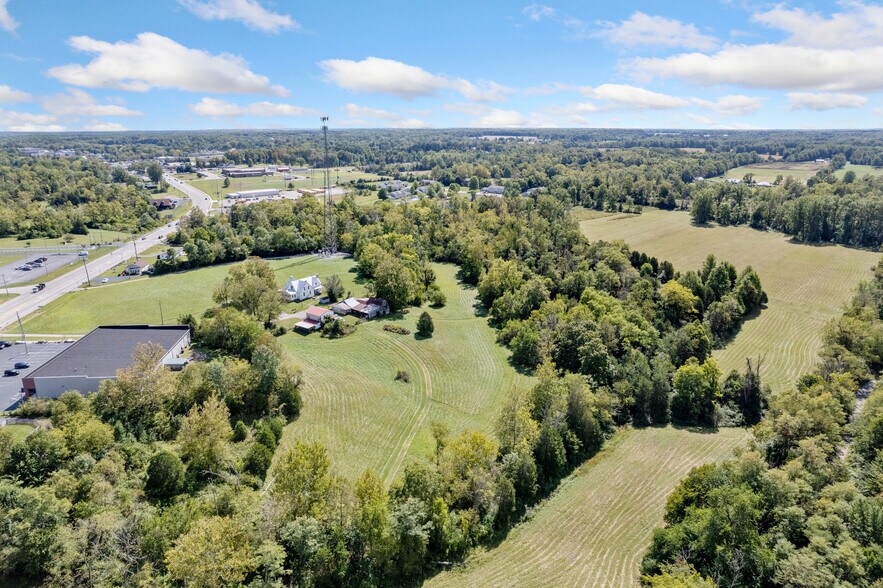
[
  {"xmin": 752, "ymin": 4, "xmax": 883, "ymax": 49},
  {"xmin": 84, "ymin": 121, "xmax": 127, "ymax": 131},
  {"xmin": 42, "ymin": 88, "xmax": 142, "ymax": 117},
  {"xmin": 0, "ymin": 0, "xmax": 18, "ymax": 33},
  {"xmin": 48, "ymin": 32, "xmax": 288, "ymax": 95},
  {"xmin": 342, "ymin": 103, "xmax": 429, "ymax": 128},
  {"xmin": 0, "ymin": 110, "xmax": 64, "ymax": 132},
  {"xmin": 320, "ymin": 57, "xmax": 447, "ymax": 99},
  {"xmin": 523, "ymin": 4, "xmax": 554, "ymax": 22},
  {"xmin": 0, "ymin": 84, "xmax": 30, "ymax": 103},
  {"xmin": 189, "ymin": 97, "xmax": 314, "ymax": 117},
  {"xmin": 598, "ymin": 12, "xmax": 717, "ymax": 51},
  {"xmin": 629, "ymin": 45, "xmax": 883, "ymax": 92},
  {"xmin": 691, "ymin": 94, "xmax": 765, "ymax": 116},
  {"xmin": 178, "ymin": 0, "xmax": 297, "ymax": 33},
  {"xmin": 319, "ymin": 57, "xmax": 510, "ymax": 102},
  {"xmin": 786, "ymin": 92, "xmax": 867, "ymax": 111},
  {"xmin": 454, "ymin": 80, "xmax": 513, "ymax": 102},
  {"xmin": 524, "ymin": 82, "xmax": 576, "ymax": 96},
  {"xmin": 581, "ymin": 84, "xmax": 690, "ymax": 109}
]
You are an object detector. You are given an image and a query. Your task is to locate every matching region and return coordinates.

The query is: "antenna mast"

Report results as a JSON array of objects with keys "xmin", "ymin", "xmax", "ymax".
[{"xmin": 321, "ymin": 116, "xmax": 336, "ymax": 255}]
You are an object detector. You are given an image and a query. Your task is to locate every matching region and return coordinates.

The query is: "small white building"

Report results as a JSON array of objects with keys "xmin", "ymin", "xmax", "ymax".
[
  {"xmin": 283, "ymin": 275, "xmax": 323, "ymax": 302},
  {"xmin": 295, "ymin": 306, "xmax": 334, "ymax": 332}
]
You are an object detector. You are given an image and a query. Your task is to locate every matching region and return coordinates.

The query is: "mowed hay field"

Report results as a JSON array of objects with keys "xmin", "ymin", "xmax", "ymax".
[
  {"xmin": 428, "ymin": 426, "xmax": 748, "ymax": 588},
  {"xmin": 723, "ymin": 161, "xmax": 825, "ymax": 183},
  {"xmin": 279, "ymin": 263, "xmax": 534, "ymax": 483},
  {"xmin": 580, "ymin": 208, "xmax": 881, "ymax": 391},
  {"xmin": 11, "ymin": 255, "xmax": 361, "ymax": 335}
]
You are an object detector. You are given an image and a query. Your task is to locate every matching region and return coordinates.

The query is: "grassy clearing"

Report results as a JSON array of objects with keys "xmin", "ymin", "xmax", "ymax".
[
  {"xmin": 2, "ymin": 423, "xmax": 34, "ymax": 442},
  {"xmin": 0, "ymin": 230, "xmax": 131, "ymax": 250},
  {"xmin": 581, "ymin": 208, "xmax": 880, "ymax": 392},
  {"xmin": 11, "ymin": 255, "xmax": 358, "ymax": 335},
  {"xmin": 570, "ymin": 208, "xmax": 613, "ymax": 222},
  {"xmin": 189, "ymin": 168, "xmax": 380, "ymax": 200},
  {"xmin": 835, "ymin": 163, "xmax": 883, "ymax": 180},
  {"xmin": 428, "ymin": 426, "xmax": 748, "ymax": 588},
  {"xmin": 722, "ymin": 161, "xmax": 825, "ymax": 183},
  {"xmin": 278, "ymin": 263, "xmax": 533, "ymax": 483}
]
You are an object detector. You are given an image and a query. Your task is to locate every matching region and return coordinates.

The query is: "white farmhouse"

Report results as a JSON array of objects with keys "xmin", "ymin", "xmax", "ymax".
[{"xmin": 283, "ymin": 275, "xmax": 323, "ymax": 302}]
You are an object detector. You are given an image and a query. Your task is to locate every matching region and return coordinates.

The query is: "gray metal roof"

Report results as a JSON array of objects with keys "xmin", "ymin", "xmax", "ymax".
[{"xmin": 26, "ymin": 325, "xmax": 189, "ymax": 379}]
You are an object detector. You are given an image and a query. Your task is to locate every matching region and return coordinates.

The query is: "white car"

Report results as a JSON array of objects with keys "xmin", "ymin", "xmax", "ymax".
[{"xmin": 101, "ymin": 278, "xmax": 109, "ymax": 283}]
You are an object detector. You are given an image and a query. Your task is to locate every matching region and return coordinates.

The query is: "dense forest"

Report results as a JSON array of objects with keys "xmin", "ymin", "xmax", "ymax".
[{"xmin": 0, "ymin": 153, "xmax": 166, "ymax": 239}]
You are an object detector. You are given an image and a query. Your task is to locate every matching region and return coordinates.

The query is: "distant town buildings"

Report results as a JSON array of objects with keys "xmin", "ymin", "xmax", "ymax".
[{"xmin": 226, "ymin": 188, "xmax": 279, "ymax": 200}]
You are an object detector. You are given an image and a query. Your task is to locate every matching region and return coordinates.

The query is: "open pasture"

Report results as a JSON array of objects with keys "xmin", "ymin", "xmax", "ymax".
[
  {"xmin": 428, "ymin": 426, "xmax": 748, "ymax": 588},
  {"xmin": 278, "ymin": 263, "xmax": 534, "ymax": 483},
  {"xmin": 835, "ymin": 163, "xmax": 883, "ymax": 180},
  {"xmin": 723, "ymin": 160, "xmax": 825, "ymax": 183},
  {"xmin": 10, "ymin": 255, "xmax": 358, "ymax": 335},
  {"xmin": 580, "ymin": 208, "xmax": 880, "ymax": 391}
]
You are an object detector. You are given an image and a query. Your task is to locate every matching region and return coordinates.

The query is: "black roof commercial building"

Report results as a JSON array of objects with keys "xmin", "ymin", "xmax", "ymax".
[{"xmin": 22, "ymin": 325, "xmax": 190, "ymax": 399}]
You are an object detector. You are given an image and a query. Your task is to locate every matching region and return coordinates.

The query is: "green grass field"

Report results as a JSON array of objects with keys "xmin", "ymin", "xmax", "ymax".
[
  {"xmin": 428, "ymin": 425, "xmax": 748, "ymax": 588},
  {"xmin": 722, "ymin": 161, "xmax": 825, "ymax": 183},
  {"xmin": 2, "ymin": 423, "xmax": 34, "ymax": 442},
  {"xmin": 580, "ymin": 208, "xmax": 880, "ymax": 391},
  {"xmin": 0, "ymin": 229, "xmax": 131, "ymax": 251},
  {"xmin": 189, "ymin": 167, "xmax": 380, "ymax": 200},
  {"xmin": 11, "ymin": 255, "xmax": 361, "ymax": 335},
  {"xmin": 835, "ymin": 163, "xmax": 883, "ymax": 180},
  {"xmin": 278, "ymin": 263, "xmax": 534, "ymax": 483}
]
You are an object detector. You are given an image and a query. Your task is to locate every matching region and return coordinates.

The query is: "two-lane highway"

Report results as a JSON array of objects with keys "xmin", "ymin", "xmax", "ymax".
[{"xmin": 0, "ymin": 177, "xmax": 214, "ymax": 332}]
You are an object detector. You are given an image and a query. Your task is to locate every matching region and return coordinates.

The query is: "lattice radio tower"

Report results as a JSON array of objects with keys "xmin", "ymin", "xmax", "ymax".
[{"xmin": 321, "ymin": 116, "xmax": 337, "ymax": 255}]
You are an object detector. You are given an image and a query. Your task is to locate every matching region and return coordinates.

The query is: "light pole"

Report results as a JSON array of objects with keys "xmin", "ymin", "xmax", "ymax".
[{"xmin": 1, "ymin": 274, "xmax": 7, "ymax": 296}]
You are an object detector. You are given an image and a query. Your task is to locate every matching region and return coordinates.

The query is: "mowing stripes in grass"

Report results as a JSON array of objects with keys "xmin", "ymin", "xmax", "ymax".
[
  {"xmin": 580, "ymin": 208, "xmax": 879, "ymax": 392},
  {"xmin": 426, "ymin": 426, "xmax": 748, "ymax": 588}
]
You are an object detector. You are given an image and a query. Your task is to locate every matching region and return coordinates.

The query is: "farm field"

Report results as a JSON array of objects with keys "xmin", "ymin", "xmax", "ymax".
[
  {"xmin": 428, "ymin": 426, "xmax": 748, "ymax": 588},
  {"xmin": 188, "ymin": 167, "xmax": 381, "ymax": 200},
  {"xmin": 278, "ymin": 263, "xmax": 534, "ymax": 483},
  {"xmin": 580, "ymin": 208, "xmax": 880, "ymax": 391},
  {"xmin": 835, "ymin": 163, "xmax": 883, "ymax": 179},
  {"xmin": 8, "ymin": 255, "xmax": 360, "ymax": 335},
  {"xmin": 723, "ymin": 160, "xmax": 825, "ymax": 183}
]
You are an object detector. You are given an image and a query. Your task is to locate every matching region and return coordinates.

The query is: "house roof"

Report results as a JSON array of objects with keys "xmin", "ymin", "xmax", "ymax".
[
  {"xmin": 129, "ymin": 260, "xmax": 149, "ymax": 268},
  {"xmin": 305, "ymin": 306, "xmax": 331, "ymax": 316},
  {"xmin": 26, "ymin": 325, "xmax": 190, "ymax": 380}
]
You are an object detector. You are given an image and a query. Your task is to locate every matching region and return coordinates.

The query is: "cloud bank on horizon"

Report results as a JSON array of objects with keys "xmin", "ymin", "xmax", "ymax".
[{"xmin": 0, "ymin": 0, "xmax": 882, "ymax": 131}]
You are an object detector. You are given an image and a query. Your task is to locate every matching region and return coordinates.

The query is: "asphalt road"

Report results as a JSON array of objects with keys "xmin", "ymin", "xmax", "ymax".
[
  {"xmin": 0, "ymin": 341, "xmax": 72, "ymax": 410},
  {"xmin": 0, "ymin": 178, "xmax": 213, "ymax": 332}
]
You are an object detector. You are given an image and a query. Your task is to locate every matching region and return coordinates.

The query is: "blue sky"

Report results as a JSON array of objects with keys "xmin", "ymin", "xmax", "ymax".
[{"xmin": 1, "ymin": 0, "xmax": 882, "ymax": 131}]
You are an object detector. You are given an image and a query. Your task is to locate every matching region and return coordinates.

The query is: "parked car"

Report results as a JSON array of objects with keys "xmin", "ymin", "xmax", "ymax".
[
  {"xmin": 14, "ymin": 362, "xmax": 30, "ymax": 369},
  {"xmin": 3, "ymin": 369, "xmax": 19, "ymax": 377},
  {"xmin": 78, "ymin": 251, "xmax": 88, "ymax": 257},
  {"xmin": 20, "ymin": 266, "xmax": 31, "ymax": 271},
  {"xmin": 101, "ymin": 278, "xmax": 109, "ymax": 283},
  {"xmin": 0, "ymin": 340, "xmax": 12, "ymax": 348}
]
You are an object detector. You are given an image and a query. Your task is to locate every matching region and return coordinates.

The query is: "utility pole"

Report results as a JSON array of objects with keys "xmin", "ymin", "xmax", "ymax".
[
  {"xmin": 321, "ymin": 116, "xmax": 336, "ymax": 255},
  {"xmin": 159, "ymin": 300, "xmax": 164, "ymax": 325},
  {"xmin": 131, "ymin": 232, "xmax": 140, "ymax": 261},
  {"xmin": 82, "ymin": 257, "xmax": 92, "ymax": 286},
  {"xmin": 1, "ymin": 274, "xmax": 7, "ymax": 296},
  {"xmin": 16, "ymin": 312, "xmax": 27, "ymax": 355}
]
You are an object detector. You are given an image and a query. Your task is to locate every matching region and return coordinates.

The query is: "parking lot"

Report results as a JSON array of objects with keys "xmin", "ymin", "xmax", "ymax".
[
  {"xmin": 0, "ymin": 252, "xmax": 85, "ymax": 286},
  {"xmin": 0, "ymin": 341, "xmax": 72, "ymax": 410}
]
